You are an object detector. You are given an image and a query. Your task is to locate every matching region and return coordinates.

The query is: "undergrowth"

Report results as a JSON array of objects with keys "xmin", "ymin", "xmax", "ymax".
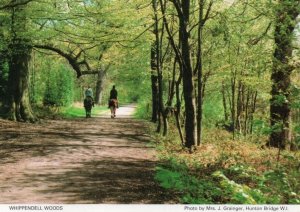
[
  {"xmin": 153, "ymin": 126, "xmax": 300, "ymax": 204},
  {"xmin": 134, "ymin": 100, "xmax": 151, "ymax": 119}
]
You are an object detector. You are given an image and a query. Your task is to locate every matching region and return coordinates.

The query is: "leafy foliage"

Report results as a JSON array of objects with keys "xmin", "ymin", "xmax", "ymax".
[
  {"xmin": 0, "ymin": 0, "xmax": 299, "ymax": 204},
  {"xmin": 39, "ymin": 62, "xmax": 75, "ymax": 107},
  {"xmin": 155, "ymin": 164, "xmax": 222, "ymax": 204},
  {"xmin": 213, "ymin": 170, "xmax": 266, "ymax": 204},
  {"xmin": 154, "ymin": 127, "xmax": 300, "ymax": 204}
]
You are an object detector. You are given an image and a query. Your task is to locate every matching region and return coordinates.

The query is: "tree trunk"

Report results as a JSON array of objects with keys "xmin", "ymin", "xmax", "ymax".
[
  {"xmin": 268, "ymin": 0, "xmax": 299, "ymax": 149},
  {"xmin": 162, "ymin": 112, "xmax": 168, "ymax": 136},
  {"xmin": 175, "ymin": 78, "xmax": 184, "ymax": 146},
  {"xmin": 159, "ymin": 0, "xmax": 196, "ymax": 148},
  {"xmin": 236, "ymin": 81, "xmax": 242, "ymax": 133},
  {"xmin": 6, "ymin": 40, "xmax": 36, "ymax": 122},
  {"xmin": 152, "ymin": 0, "xmax": 162, "ymax": 133},
  {"xmin": 181, "ymin": 0, "xmax": 196, "ymax": 149},
  {"xmin": 151, "ymin": 74, "xmax": 158, "ymax": 122},
  {"xmin": 5, "ymin": 2, "xmax": 36, "ymax": 122},
  {"xmin": 151, "ymin": 39, "xmax": 159, "ymax": 123},
  {"xmin": 221, "ymin": 81, "xmax": 228, "ymax": 122},
  {"xmin": 95, "ymin": 69, "xmax": 106, "ymax": 105},
  {"xmin": 0, "ymin": 52, "xmax": 7, "ymax": 103},
  {"xmin": 196, "ymin": 0, "xmax": 204, "ymax": 146},
  {"xmin": 230, "ymin": 69, "xmax": 237, "ymax": 139},
  {"xmin": 249, "ymin": 91, "xmax": 257, "ymax": 134},
  {"xmin": 244, "ymin": 88, "xmax": 250, "ymax": 135},
  {"xmin": 0, "ymin": 28, "xmax": 7, "ymax": 102},
  {"xmin": 167, "ymin": 58, "xmax": 177, "ymax": 106},
  {"xmin": 153, "ymin": 0, "xmax": 168, "ymax": 135}
]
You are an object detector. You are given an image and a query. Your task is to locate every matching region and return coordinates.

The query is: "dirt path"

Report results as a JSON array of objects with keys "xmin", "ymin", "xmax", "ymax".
[{"xmin": 0, "ymin": 105, "xmax": 175, "ymax": 204}]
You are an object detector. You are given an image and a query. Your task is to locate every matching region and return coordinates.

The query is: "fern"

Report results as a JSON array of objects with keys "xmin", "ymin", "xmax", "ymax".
[{"xmin": 213, "ymin": 171, "xmax": 266, "ymax": 204}]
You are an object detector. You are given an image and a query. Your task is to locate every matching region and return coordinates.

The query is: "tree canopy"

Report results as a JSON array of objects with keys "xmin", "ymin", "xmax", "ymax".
[{"xmin": 0, "ymin": 0, "xmax": 300, "ymax": 204}]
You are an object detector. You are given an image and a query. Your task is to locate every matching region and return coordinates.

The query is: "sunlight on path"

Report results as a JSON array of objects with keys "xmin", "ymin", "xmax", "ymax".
[
  {"xmin": 99, "ymin": 104, "xmax": 136, "ymax": 118},
  {"xmin": 0, "ymin": 105, "xmax": 175, "ymax": 204}
]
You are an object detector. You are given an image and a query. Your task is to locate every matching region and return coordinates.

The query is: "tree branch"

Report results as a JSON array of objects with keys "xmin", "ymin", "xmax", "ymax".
[
  {"xmin": 0, "ymin": 0, "xmax": 34, "ymax": 10},
  {"xmin": 34, "ymin": 44, "xmax": 83, "ymax": 78},
  {"xmin": 247, "ymin": 22, "xmax": 272, "ymax": 45},
  {"xmin": 159, "ymin": 0, "xmax": 183, "ymax": 68},
  {"xmin": 202, "ymin": 0, "xmax": 214, "ymax": 26}
]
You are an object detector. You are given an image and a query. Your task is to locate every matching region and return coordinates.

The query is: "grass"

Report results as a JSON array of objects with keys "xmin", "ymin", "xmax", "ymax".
[
  {"xmin": 60, "ymin": 104, "xmax": 109, "ymax": 118},
  {"xmin": 33, "ymin": 102, "xmax": 110, "ymax": 119},
  {"xmin": 134, "ymin": 100, "xmax": 151, "ymax": 119}
]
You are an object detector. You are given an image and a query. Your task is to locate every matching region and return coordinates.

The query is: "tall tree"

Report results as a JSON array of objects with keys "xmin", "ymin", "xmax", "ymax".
[
  {"xmin": 159, "ymin": 0, "xmax": 197, "ymax": 149},
  {"xmin": 150, "ymin": 41, "xmax": 159, "ymax": 123},
  {"xmin": 269, "ymin": 0, "xmax": 300, "ymax": 149},
  {"xmin": 194, "ymin": 0, "xmax": 213, "ymax": 145},
  {"xmin": 5, "ymin": 0, "xmax": 36, "ymax": 122},
  {"xmin": 1, "ymin": 0, "xmax": 151, "ymax": 122}
]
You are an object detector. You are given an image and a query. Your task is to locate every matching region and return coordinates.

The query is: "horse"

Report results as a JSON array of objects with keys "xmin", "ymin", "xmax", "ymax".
[
  {"xmin": 84, "ymin": 96, "xmax": 94, "ymax": 118},
  {"xmin": 109, "ymin": 99, "xmax": 118, "ymax": 118}
]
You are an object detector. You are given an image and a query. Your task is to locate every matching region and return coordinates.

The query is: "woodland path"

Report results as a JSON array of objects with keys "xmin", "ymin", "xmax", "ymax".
[{"xmin": 0, "ymin": 105, "xmax": 175, "ymax": 204}]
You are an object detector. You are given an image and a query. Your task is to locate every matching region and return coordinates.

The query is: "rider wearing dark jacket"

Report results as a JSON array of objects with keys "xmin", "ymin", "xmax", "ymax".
[
  {"xmin": 109, "ymin": 85, "xmax": 118, "ymax": 108},
  {"xmin": 110, "ymin": 85, "xmax": 118, "ymax": 99}
]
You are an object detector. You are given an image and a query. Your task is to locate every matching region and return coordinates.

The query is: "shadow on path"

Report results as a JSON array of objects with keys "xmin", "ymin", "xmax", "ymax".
[{"xmin": 0, "ymin": 105, "xmax": 177, "ymax": 203}]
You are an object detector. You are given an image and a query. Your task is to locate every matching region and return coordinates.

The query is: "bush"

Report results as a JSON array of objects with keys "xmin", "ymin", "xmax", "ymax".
[{"xmin": 43, "ymin": 64, "xmax": 74, "ymax": 107}]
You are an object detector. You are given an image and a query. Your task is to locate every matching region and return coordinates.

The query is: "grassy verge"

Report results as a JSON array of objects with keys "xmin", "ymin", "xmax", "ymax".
[
  {"xmin": 152, "ymin": 126, "xmax": 300, "ymax": 204},
  {"xmin": 134, "ymin": 100, "xmax": 151, "ymax": 119},
  {"xmin": 33, "ymin": 102, "xmax": 109, "ymax": 119},
  {"xmin": 60, "ymin": 104, "xmax": 109, "ymax": 118}
]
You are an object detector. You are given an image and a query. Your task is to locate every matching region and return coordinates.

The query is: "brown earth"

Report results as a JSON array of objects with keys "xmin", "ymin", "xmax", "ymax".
[{"xmin": 0, "ymin": 105, "xmax": 177, "ymax": 204}]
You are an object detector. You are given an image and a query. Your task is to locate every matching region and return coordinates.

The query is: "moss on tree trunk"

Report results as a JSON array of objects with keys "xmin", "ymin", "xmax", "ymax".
[{"xmin": 6, "ymin": 41, "xmax": 36, "ymax": 122}]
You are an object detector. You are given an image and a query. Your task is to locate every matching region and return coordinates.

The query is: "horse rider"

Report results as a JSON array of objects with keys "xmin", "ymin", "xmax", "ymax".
[
  {"xmin": 109, "ymin": 85, "xmax": 118, "ymax": 108},
  {"xmin": 85, "ymin": 85, "xmax": 93, "ymax": 99},
  {"xmin": 84, "ymin": 85, "xmax": 94, "ymax": 107}
]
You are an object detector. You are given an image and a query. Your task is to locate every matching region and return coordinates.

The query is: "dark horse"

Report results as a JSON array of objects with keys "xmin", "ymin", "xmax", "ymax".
[
  {"xmin": 84, "ymin": 96, "xmax": 94, "ymax": 118},
  {"xmin": 109, "ymin": 99, "xmax": 118, "ymax": 118}
]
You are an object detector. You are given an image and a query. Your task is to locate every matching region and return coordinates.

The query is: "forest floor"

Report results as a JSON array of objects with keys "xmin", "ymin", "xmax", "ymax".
[{"xmin": 0, "ymin": 105, "xmax": 177, "ymax": 204}]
